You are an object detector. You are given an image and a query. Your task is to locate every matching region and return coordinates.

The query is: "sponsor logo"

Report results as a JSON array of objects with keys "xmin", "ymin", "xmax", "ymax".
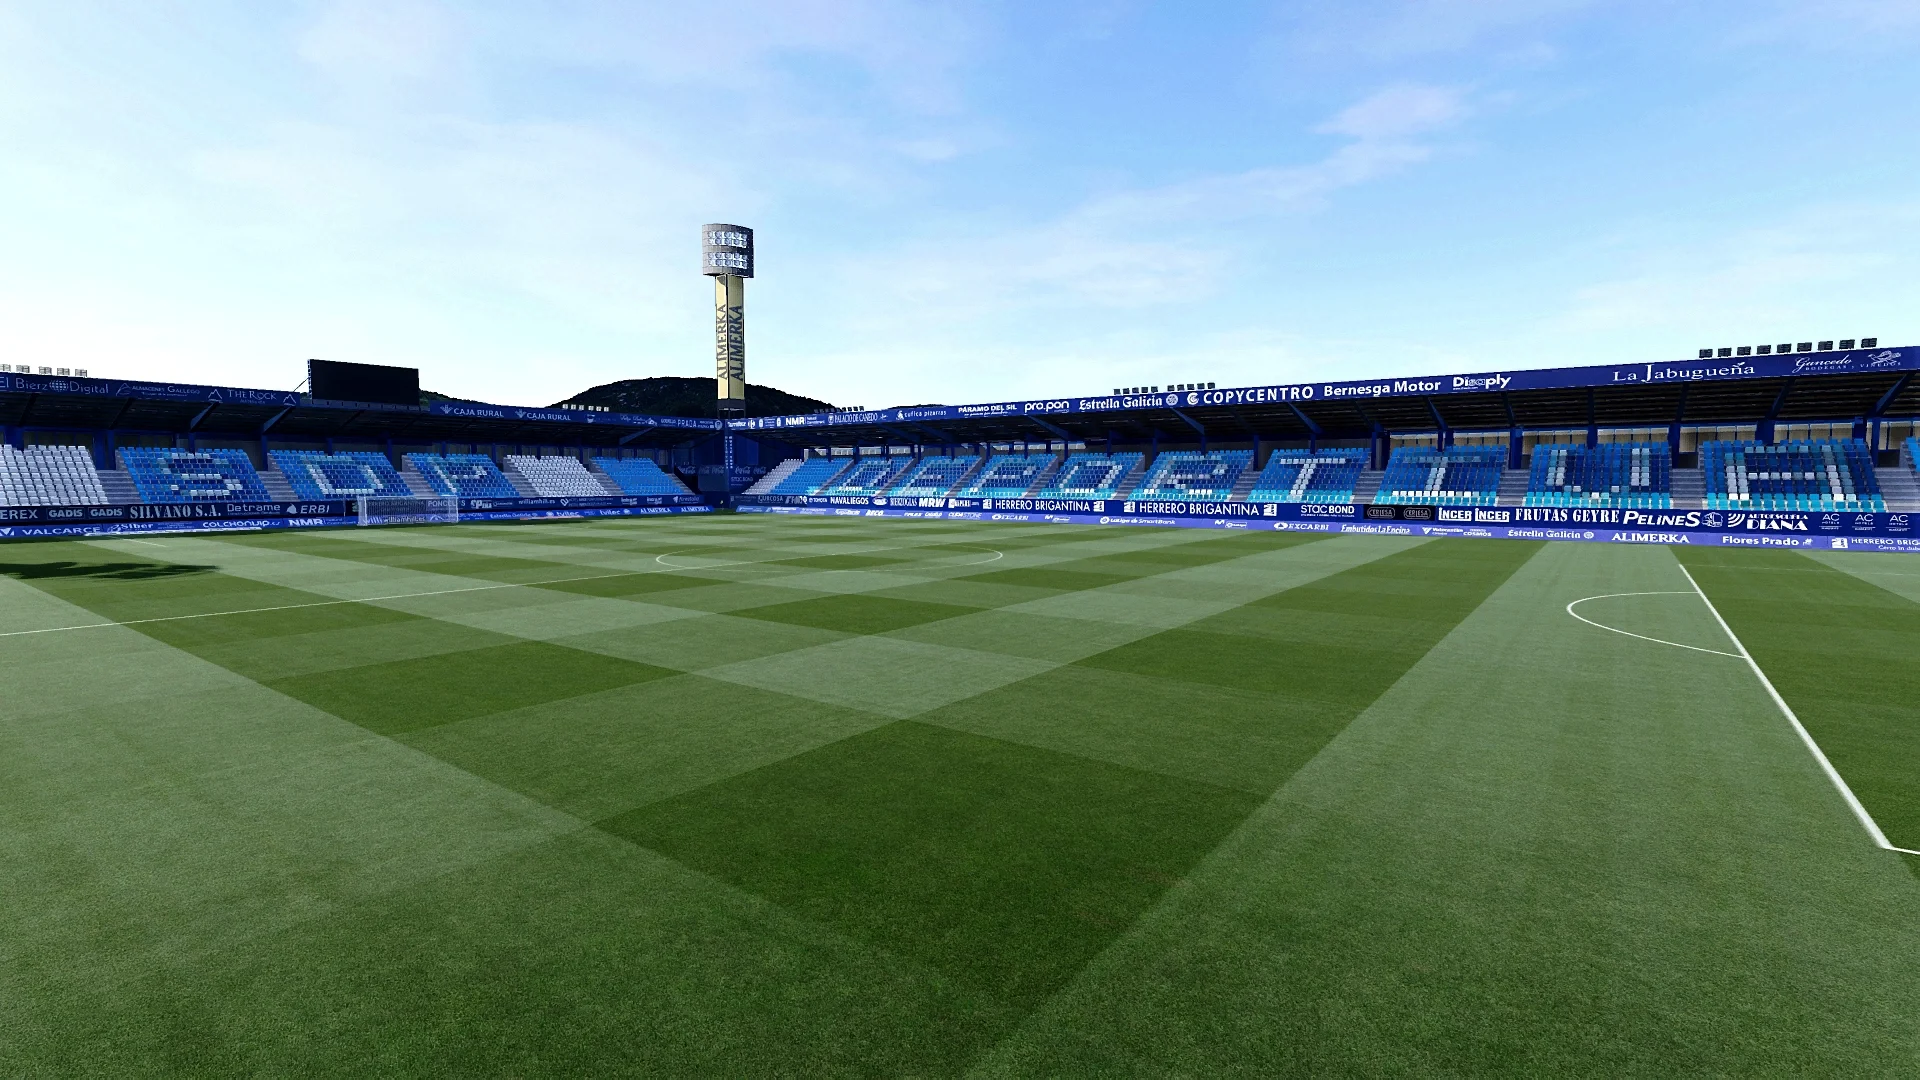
[
  {"xmin": 1793, "ymin": 355, "xmax": 1860, "ymax": 375},
  {"xmin": 1302, "ymin": 503, "xmax": 1357, "ymax": 517},
  {"xmin": 1275, "ymin": 521, "xmax": 1335, "ymax": 532},
  {"xmin": 1610, "ymin": 361, "xmax": 1758, "ymax": 385},
  {"xmin": 1614, "ymin": 531, "xmax": 1691, "ymax": 544},
  {"xmin": 1451, "ymin": 374, "xmax": 1512, "ymax": 392}
]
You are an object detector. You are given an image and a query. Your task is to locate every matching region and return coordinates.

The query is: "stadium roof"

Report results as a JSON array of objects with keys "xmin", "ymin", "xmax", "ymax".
[
  {"xmin": 3, "ymin": 344, "xmax": 1914, "ymax": 448},
  {"xmin": 0, "ymin": 371, "xmax": 718, "ymax": 448},
  {"xmin": 734, "ymin": 345, "xmax": 1920, "ymax": 445}
]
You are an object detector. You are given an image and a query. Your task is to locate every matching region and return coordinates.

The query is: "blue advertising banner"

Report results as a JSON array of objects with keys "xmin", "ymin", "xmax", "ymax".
[
  {"xmin": 427, "ymin": 401, "xmax": 720, "ymax": 431},
  {"xmin": 727, "ymin": 345, "xmax": 1916, "ymax": 434},
  {"xmin": 0, "ymin": 493, "xmax": 713, "ymax": 538},
  {"xmin": 731, "ymin": 494, "xmax": 1920, "ymax": 552}
]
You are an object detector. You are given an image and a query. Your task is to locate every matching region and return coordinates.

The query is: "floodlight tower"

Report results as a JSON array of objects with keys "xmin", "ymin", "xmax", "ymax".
[{"xmin": 701, "ymin": 224, "xmax": 753, "ymax": 417}]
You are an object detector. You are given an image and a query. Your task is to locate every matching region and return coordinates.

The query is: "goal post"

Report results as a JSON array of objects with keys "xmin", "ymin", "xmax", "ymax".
[{"xmin": 357, "ymin": 495, "xmax": 459, "ymax": 527}]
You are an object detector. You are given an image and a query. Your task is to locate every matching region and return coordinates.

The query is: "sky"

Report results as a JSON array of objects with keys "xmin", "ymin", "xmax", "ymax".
[{"xmin": 2, "ymin": 1, "xmax": 1917, "ymax": 410}]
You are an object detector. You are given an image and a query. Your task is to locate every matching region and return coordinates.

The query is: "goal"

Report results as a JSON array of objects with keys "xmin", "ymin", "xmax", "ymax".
[{"xmin": 357, "ymin": 495, "xmax": 459, "ymax": 527}]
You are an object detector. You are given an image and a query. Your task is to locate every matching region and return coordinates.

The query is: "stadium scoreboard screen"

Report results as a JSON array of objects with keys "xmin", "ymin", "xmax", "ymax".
[
  {"xmin": 701, "ymin": 224, "xmax": 753, "ymax": 278},
  {"xmin": 308, "ymin": 359, "xmax": 421, "ymax": 407}
]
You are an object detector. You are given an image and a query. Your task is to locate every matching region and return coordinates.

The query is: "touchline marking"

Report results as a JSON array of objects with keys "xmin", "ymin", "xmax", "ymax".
[
  {"xmin": 1677, "ymin": 561, "xmax": 1901, "ymax": 854},
  {"xmin": 1564, "ymin": 592, "xmax": 1741, "ymax": 657}
]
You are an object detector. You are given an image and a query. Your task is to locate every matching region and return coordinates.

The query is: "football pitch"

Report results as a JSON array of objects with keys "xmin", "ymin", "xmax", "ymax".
[{"xmin": 5, "ymin": 515, "xmax": 1920, "ymax": 1074}]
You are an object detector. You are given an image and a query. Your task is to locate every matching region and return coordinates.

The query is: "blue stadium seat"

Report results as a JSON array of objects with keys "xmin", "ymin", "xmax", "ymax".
[
  {"xmin": 120, "ymin": 448, "xmax": 271, "ymax": 503},
  {"xmin": 770, "ymin": 456, "xmax": 850, "ymax": 495},
  {"xmin": 1036, "ymin": 453, "xmax": 1143, "ymax": 499},
  {"xmin": 954, "ymin": 453, "xmax": 1050, "ymax": 498},
  {"xmin": 1699, "ymin": 439, "xmax": 1883, "ymax": 511},
  {"xmin": 592, "ymin": 457, "xmax": 690, "ymax": 496},
  {"xmin": 403, "ymin": 453, "xmax": 520, "ymax": 499},
  {"xmin": 1127, "ymin": 451, "xmax": 1251, "ymax": 501},
  {"xmin": 822, "ymin": 457, "xmax": 915, "ymax": 496},
  {"xmin": 1524, "ymin": 443, "xmax": 1672, "ymax": 508},
  {"xmin": 1245, "ymin": 450, "xmax": 1366, "ymax": 504},
  {"xmin": 270, "ymin": 450, "xmax": 414, "ymax": 500},
  {"xmin": 1375, "ymin": 447, "xmax": 1504, "ymax": 506},
  {"xmin": 888, "ymin": 455, "xmax": 979, "ymax": 497}
]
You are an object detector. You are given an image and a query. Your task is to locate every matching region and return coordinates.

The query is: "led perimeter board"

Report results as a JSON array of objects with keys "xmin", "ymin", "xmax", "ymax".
[{"xmin": 308, "ymin": 359, "xmax": 421, "ymax": 407}]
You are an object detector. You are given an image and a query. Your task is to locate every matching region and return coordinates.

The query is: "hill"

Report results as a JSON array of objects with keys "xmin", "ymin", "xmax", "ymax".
[{"xmin": 552, "ymin": 376, "xmax": 835, "ymax": 419}]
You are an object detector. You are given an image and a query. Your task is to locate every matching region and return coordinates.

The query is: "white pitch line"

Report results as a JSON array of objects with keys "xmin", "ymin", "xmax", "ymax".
[
  {"xmin": 1677, "ymin": 561, "xmax": 1901, "ymax": 854},
  {"xmin": 1564, "ymin": 592, "xmax": 1742, "ymax": 657}
]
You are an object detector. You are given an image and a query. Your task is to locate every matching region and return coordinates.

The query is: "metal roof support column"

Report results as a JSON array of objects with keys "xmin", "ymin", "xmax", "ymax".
[
  {"xmin": 1421, "ymin": 397, "xmax": 1451, "ymax": 449},
  {"xmin": 1760, "ymin": 379, "xmax": 1795, "ymax": 445},
  {"xmin": 1169, "ymin": 408, "xmax": 1207, "ymax": 452},
  {"xmin": 1585, "ymin": 390, "xmax": 1597, "ymax": 449},
  {"xmin": 1284, "ymin": 403, "xmax": 1320, "ymax": 456},
  {"xmin": 1868, "ymin": 373, "xmax": 1910, "ymax": 456},
  {"xmin": 1669, "ymin": 387, "xmax": 1688, "ymax": 461},
  {"xmin": 385, "ymin": 435, "xmax": 395, "ymax": 469}
]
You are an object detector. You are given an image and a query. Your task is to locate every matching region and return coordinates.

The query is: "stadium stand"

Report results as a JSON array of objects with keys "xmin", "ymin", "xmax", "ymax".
[
  {"xmin": 505, "ymin": 454, "xmax": 609, "ymax": 497},
  {"xmin": 1374, "ymin": 446, "xmax": 1505, "ymax": 506},
  {"xmin": 1245, "ymin": 450, "xmax": 1367, "ymax": 503},
  {"xmin": 768, "ymin": 456, "xmax": 850, "ymax": 495},
  {"xmin": 822, "ymin": 456, "xmax": 914, "ymax": 496},
  {"xmin": 403, "ymin": 453, "xmax": 520, "ymax": 499},
  {"xmin": 1700, "ymin": 439, "xmax": 1884, "ymax": 510},
  {"xmin": 1033, "ymin": 452, "xmax": 1142, "ymax": 499},
  {"xmin": 592, "ymin": 456, "xmax": 692, "ymax": 495},
  {"xmin": 1524, "ymin": 443, "xmax": 1673, "ymax": 508},
  {"xmin": 269, "ymin": 450, "xmax": 414, "ymax": 500},
  {"xmin": 1128, "ymin": 450, "xmax": 1251, "ymax": 501},
  {"xmin": 1907, "ymin": 436, "xmax": 1919, "ymax": 471},
  {"xmin": 888, "ymin": 455, "xmax": 979, "ymax": 497},
  {"xmin": 0, "ymin": 444, "xmax": 110, "ymax": 506},
  {"xmin": 954, "ymin": 453, "xmax": 1052, "ymax": 498},
  {"xmin": 120, "ymin": 448, "xmax": 270, "ymax": 503}
]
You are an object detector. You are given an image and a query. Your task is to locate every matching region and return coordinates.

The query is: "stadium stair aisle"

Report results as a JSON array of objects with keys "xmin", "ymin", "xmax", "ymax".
[{"xmin": 973, "ymin": 540, "xmax": 1920, "ymax": 1074}]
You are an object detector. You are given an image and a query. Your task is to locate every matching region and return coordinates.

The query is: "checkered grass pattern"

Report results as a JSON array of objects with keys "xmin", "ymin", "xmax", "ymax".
[{"xmin": 4, "ymin": 517, "xmax": 1920, "ymax": 1074}]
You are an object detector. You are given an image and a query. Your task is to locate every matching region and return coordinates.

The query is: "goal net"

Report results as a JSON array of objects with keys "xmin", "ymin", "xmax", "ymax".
[{"xmin": 357, "ymin": 496, "xmax": 460, "ymax": 527}]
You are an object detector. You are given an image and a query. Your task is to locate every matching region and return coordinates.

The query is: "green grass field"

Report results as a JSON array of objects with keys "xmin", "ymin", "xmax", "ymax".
[{"xmin": 4, "ymin": 515, "xmax": 1919, "ymax": 1074}]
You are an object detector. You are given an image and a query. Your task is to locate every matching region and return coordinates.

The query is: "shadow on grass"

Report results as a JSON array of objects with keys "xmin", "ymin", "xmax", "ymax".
[{"xmin": 0, "ymin": 560, "xmax": 216, "ymax": 582}]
